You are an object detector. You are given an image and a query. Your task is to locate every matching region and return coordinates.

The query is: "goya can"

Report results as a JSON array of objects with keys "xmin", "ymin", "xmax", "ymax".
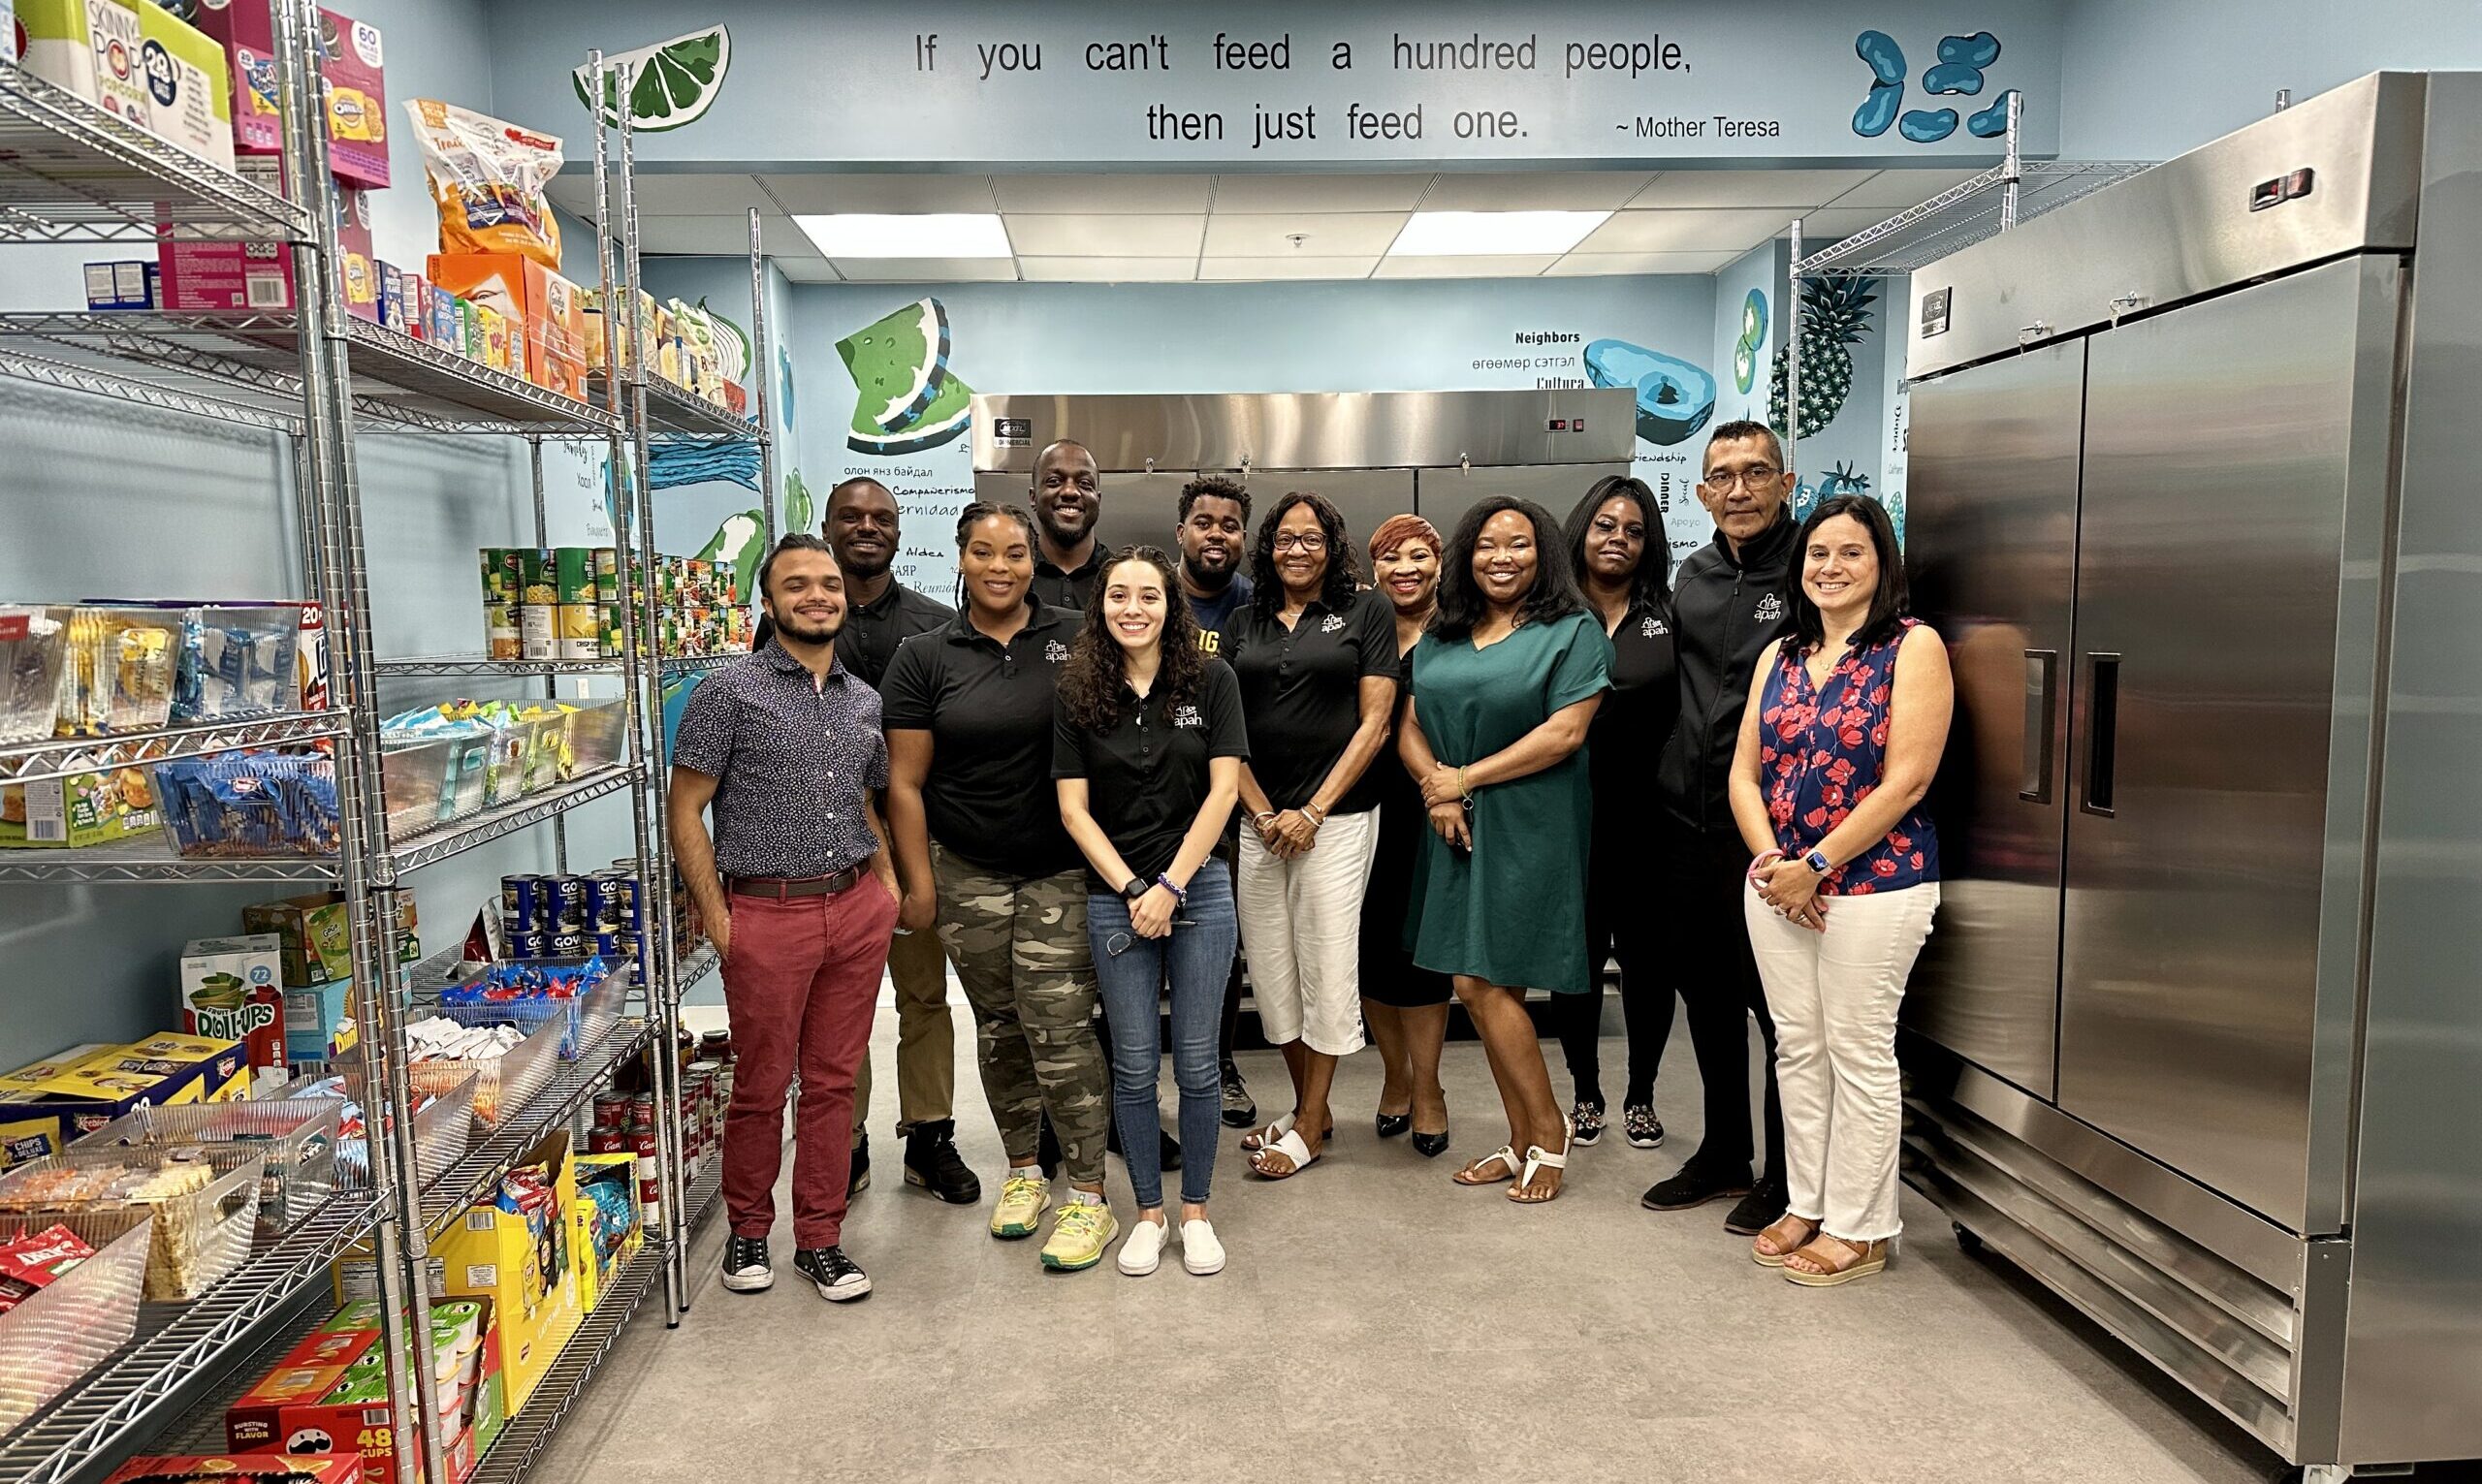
[{"xmin": 549, "ymin": 873, "xmax": 591, "ymax": 930}]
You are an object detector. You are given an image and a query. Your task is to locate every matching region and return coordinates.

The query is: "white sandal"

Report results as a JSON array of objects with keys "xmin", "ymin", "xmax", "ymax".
[
  {"xmin": 1508, "ymin": 1116, "xmax": 1575, "ymax": 1205},
  {"xmin": 1239, "ymin": 1112, "xmax": 1296, "ymax": 1153},
  {"xmin": 1452, "ymin": 1144, "xmax": 1521, "ymax": 1186},
  {"xmin": 1251, "ymin": 1129, "xmax": 1319, "ymax": 1180}
]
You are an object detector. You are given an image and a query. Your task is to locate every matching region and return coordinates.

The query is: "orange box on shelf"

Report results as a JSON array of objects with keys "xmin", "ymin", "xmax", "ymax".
[{"xmin": 424, "ymin": 254, "xmax": 587, "ymax": 400}]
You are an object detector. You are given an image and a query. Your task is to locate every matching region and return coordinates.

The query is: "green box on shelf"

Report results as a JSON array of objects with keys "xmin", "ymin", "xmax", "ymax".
[{"xmin": 244, "ymin": 891, "xmax": 419, "ymax": 987}]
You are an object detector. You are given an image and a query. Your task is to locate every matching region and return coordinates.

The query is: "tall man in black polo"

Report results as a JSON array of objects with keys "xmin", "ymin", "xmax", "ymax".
[
  {"xmin": 1029, "ymin": 439, "xmax": 1106, "ymax": 609},
  {"xmin": 671, "ymin": 534, "xmax": 901, "ymax": 1303},
  {"xmin": 1641, "ymin": 419, "xmax": 1799, "ymax": 1236},
  {"xmin": 824, "ymin": 477, "xmax": 979, "ymax": 1208},
  {"xmin": 1172, "ymin": 474, "xmax": 1258, "ymax": 1126}
]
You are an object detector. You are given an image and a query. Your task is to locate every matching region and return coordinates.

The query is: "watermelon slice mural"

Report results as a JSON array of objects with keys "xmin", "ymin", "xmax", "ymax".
[{"xmin": 839, "ymin": 298, "xmax": 975, "ymax": 456}]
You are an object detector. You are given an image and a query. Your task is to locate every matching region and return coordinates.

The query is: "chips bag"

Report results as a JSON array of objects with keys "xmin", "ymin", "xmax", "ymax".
[{"xmin": 406, "ymin": 99, "xmax": 564, "ymax": 269}]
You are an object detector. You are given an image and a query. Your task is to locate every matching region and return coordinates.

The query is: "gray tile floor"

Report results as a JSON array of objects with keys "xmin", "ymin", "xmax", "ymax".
[{"xmin": 531, "ymin": 1021, "xmax": 2282, "ymax": 1484}]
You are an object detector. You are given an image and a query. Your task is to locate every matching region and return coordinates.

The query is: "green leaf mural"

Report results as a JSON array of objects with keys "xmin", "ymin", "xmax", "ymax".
[
  {"xmin": 783, "ymin": 469, "xmax": 814, "ymax": 537},
  {"xmin": 572, "ymin": 27, "xmax": 732, "ymax": 134}
]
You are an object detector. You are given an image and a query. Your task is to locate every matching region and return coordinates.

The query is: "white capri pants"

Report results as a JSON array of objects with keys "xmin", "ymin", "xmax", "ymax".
[
  {"xmin": 1744, "ymin": 879, "xmax": 1940, "ymax": 1243},
  {"xmin": 1235, "ymin": 809, "xmax": 1382, "ymax": 1057}
]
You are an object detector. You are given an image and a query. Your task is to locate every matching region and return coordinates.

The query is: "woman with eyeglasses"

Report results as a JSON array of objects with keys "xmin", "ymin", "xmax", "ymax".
[
  {"xmin": 882, "ymin": 503, "xmax": 1115, "ymax": 1273},
  {"xmin": 1224, "ymin": 492, "xmax": 1399, "ymax": 1181},
  {"xmin": 1055, "ymin": 546, "xmax": 1248, "ymax": 1277},
  {"xmin": 1553, "ymin": 477, "xmax": 1681, "ymax": 1153},
  {"xmin": 1401, "ymin": 496, "xmax": 1612, "ymax": 1205},
  {"xmin": 1358, "ymin": 515, "xmax": 1453, "ymax": 1156}
]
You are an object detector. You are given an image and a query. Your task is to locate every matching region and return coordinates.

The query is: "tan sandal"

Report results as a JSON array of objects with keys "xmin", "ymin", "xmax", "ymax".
[
  {"xmin": 1784, "ymin": 1233, "xmax": 1891, "ymax": 1287},
  {"xmin": 1751, "ymin": 1214, "xmax": 1819, "ymax": 1268},
  {"xmin": 1452, "ymin": 1145, "xmax": 1520, "ymax": 1186}
]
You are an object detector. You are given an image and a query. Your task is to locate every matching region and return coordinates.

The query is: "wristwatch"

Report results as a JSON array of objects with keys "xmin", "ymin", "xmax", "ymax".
[
  {"xmin": 1802, "ymin": 847, "xmax": 1833, "ymax": 875},
  {"xmin": 1121, "ymin": 877, "xmax": 1149, "ymax": 901}
]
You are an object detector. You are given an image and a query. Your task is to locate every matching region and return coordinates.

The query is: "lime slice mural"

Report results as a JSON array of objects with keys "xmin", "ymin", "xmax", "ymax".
[
  {"xmin": 694, "ymin": 510, "xmax": 767, "ymax": 598},
  {"xmin": 697, "ymin": 298, "xmax": 751, "ymax": 383},
  {"xmin": 573, "ymin": 27, "xmax": 731, "ymax": 134},
  {"xmin": 837, "ymin": 298, "xmax": 974, "ymax": 456}
]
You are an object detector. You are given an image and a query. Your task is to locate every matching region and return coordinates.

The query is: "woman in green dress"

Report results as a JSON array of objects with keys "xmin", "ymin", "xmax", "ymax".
[{"xmin": 1399, "ymin": 495, "xmax": 1613, "ymax": 1204}]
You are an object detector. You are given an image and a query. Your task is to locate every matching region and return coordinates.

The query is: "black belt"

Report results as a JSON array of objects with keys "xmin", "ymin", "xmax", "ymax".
[{"xmin": 726, "ymin": 865, "xmax": 867, "ymax": 900}]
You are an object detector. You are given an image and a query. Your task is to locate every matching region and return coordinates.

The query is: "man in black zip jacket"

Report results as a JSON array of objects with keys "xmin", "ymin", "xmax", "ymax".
[{"xmin": 1640, "ymin": 419, "xmax": 1798, "ymax": 1235}]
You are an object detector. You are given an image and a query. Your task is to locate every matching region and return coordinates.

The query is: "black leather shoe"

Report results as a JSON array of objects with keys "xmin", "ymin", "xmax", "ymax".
[
  {"xmin": 903, "ymin": 1119, "xmax": 982, "ymax": 1205},
  {"xmin": 1723, "ymin": 1182, "xmax": 1790, "ymax": 1236},
  {"xmin": 1640, "ymin": 1163, "xmax": 1754, "ymax": 1212},
  {"xmin": 849, "ymin": 1136, "xmax": 871, "ymax": 1195},
  {"xmin": 1411, "ymin": 1127, "xmax": 1450, "ymax": 1158},
  {"xmin": 1376, "ymin": 1112, "xmax": 1412, "ymax": 1139}
]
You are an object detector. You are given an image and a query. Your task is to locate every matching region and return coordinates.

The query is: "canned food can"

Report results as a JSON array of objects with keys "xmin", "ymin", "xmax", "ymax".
[
  {"xmin": 499, "ymin": 874, "xmax": 531, "ymax": 916},
  {"xmin": 519, "ymin": 548, "xmax": 557, "ymax": 606},
  {"xmin": 518, "ymin": 604, "xmax": 555, "ymax": 661},
  {"xmin": 499, "ymin": 912, "xmax": 532, "ymax": 944},
  {"xmin": 593, "ymin": 547, "xmax": 620, "ymax": 603},
  {"xmin": 629, "ymin": 1091, "xmax": 656, "ymax": 1131},
  {"xmin": 593, "ymin": 873, "xmax": 644, "ymax": 931},
  {"xmin": 549, "ymin": 929, "xmax": 590, "ymax": 958},
  {"xmin": 507, "ymin": 930, "xmax": 550, "ymax": 960},
  {"xmin": 479, "ymin": 549, "xmax": 521, "ymax": 605},
  {"xmin": 485, "ymin": 604, "xmax": 521, "ymax": 661},
  {"xmin": 550, "ymin": 874, "xmax": 591, "ymax": 929},
  {"xmin": 585, "ymin": 871, "xmax": 625, "ymax": 925},
  {"xmin": 596, "ymin": 931, "xmax": 641, "ymax": 963},
  {"xmin": 589, "ymin": 1124, "xmax": 626, "ymax": 1154},
  {"xmin": 593, "ymin": 1091, "xmax": 627, "ymax": 1125}
]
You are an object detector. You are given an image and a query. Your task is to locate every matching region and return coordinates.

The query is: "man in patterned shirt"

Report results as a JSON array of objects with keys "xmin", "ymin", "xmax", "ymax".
[{"xmin": 670, "ymin": 534, "xmax": 903, "ymax": 1303}]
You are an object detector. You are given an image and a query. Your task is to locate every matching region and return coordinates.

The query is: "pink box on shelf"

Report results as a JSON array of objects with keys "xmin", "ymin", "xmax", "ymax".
[
  {"xmin": 191, "ymin": 1, "xmax": 389, "ymax": 188},
  {"xmin": 156, "ymin": 182, "xmax": 375, "ymax": 317}
]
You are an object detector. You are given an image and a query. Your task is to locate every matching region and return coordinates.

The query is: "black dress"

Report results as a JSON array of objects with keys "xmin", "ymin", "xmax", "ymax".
[{"xmin": 1358, "ymin": 636, "xmax": 1453, "ymax": 1008}]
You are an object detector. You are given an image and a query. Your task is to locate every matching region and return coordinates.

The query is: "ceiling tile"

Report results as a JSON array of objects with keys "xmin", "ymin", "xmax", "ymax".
[
  {"xmin": 1823, "ymin": 168, "xmax": 1989, "ymax": 210},
  {"xmin": 1577, "ymin": 208, "xmax": 1789, "ymax": 254},
  {"xmin": 1793, "ymin": 207, "xmax": 1912, "ymax": 240},
  {"xmin": 1208, "ymin": 174, "xmax": 1434, "ymax": 213},
  {"xmin": 1544, "ymin": 251, "xmax": 1742, "ymax": 276},
  {"xmin": 1019, "ymin": 257, "xmax": 1200, "ymax": 282},
  {"xmin": 623, "ymin": 173, "xmax": 773, "ymax": 214},
  {"xmin": 757, "ymin": 174, "xmax": 997, "ymax": 213},
  {"xmin": 634, "ymin": 213, "xmax": 820, "ymax": 259},
  {"xmin": 1204, "ymin": 211, "xmax": 1408, "ymax": 256},
  {"xmin": 990, "ymin": 174, "xmax": 1214, "ymax": 213},
  {"xmin": 1003, "ymin": 213, "xmax": 1204, "ymax": 256},
  {"xmin": 1198, "ymin": 255, "xmax": 1383, "ymax": 281},
  {"xmin": 1417, "ymin": 172, "xmax": 1652, "ymax": 210},
  {"xmin": 829, "ymin": 257, "xmax": 1020, "ymax": 282},
  {"xmin": 1372, "ymin": 254, "xmax": 1557, "ymax": 278},
  {"xmin": 1626, "ymin": 170, "xmax": 1880, "ymax": 209}
]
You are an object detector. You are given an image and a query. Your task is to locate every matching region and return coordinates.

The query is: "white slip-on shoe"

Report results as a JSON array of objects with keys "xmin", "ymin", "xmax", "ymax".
[
  {"xmin": 1181, "ymin": 1218, "xmax": 1225, "ymax": 1276},
  {"xmin": 1118, "ymin": 1216, "xmax": 1169, "ymax": 1276}
]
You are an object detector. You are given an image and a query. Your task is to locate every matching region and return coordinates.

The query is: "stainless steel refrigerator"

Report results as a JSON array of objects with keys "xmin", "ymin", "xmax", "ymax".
[{"xmin": 1901, "ymin": 72, "xmax": 2482, "ymax": 1475}]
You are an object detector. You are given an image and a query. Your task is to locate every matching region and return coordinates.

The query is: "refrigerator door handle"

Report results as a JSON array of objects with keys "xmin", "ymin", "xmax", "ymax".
[
  {"xmin": 2081, "ymin": 652, "xmax": 2121, "ymax": 817},
  {"xmin": 2020, "ymin": 648, "xmax": 2058, "ymax": 803}
]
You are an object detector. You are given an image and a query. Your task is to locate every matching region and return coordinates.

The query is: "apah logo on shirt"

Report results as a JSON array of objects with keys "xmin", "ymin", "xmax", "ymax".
[
  {"xmin": 1171, "ymin": 704, "xmax": 1204, "ymax": 729},
  {"xmin": 1320, "ymin": 613, "xmax": 1348, "ymax": 635},
  {"xmin": 1044, "ymin": 640, "xmax": 1069, "ymax": 663},
  {"xmin": 1754, "ymin": 592, "xmax": 1786, "ymax": 623},
  {"xmin": 1640, "ymin": 615, "xmax": 1670, "ymax": 638}
]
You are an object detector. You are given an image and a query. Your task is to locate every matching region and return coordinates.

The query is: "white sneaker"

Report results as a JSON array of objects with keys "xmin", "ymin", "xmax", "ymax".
[
  {"xmin": 1117, "ymin": 1216, "xmax": 1169, "ymax": 1276},
  {"xmin": 1181, "ymin": 1218, "xmax": 1225, "ymax": 1276}
]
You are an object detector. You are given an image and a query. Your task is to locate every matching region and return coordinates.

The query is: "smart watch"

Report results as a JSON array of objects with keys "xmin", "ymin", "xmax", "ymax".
[
  {"xmin": 1121, "ymin": 877, "xmax": 1149, "ymax": 901},
  {"xmin": 1802, "ymin": 847, "xmax": 1833, "ymax": 875}
]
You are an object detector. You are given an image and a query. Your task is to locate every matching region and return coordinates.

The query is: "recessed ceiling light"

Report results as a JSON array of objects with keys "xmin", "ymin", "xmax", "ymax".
[
  {"xmin": 790, "ymin": 213, "xmax": 1013, "ymax": 258},
  {"xmin": 1389, "ymin": 209, "xmax": 1612, "ymax": 257}
]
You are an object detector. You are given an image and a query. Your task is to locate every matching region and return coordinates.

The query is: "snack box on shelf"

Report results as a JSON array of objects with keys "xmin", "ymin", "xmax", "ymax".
[
  {"xmin": 0, "ymin": 1216, "xmax": 153, "ymax": 1434},
  {"xmin": 244, "ymin": 891, "xmax": 421, "ymax": 988},
  {"xmin": 227, "ymin": 1296, "xmax": 503, "ymax": 1484},
  {"xmin": 14, "ymin": 0, "xmax": 236, "ymax": 172},
  {"xmin": 82, "ymin": 259, "xmax": 159, "ymax": 310},
  {"xmin": 157, "ymin": 179, "xmax": 375, "ymax": 318},
  {"xmin": 0, "ymin": 1034, "xmax": 248, "ymax": 1169},
  {"xmin": 179, "ymin": 933, "xmax": 286, "ymax": 1080},
  {"xmin": 103, "ymin": 1455, "xmax": 364, "ymax": 1484},
  {"xmin": 76, "ymin": 1093, "xmax": 342, "ymax": 1237},
  {"xmin": 426, "ymin": 254, "xmax": 587, "ymax": 400},
  {"xmin": 0, "ymin": 764, "xmax": 161, "ymax": 850},
  {"xmin": 283, "ymin": 976, "xmax": 360, "ymax": 1064},
  {"xmin": 428, "ymin": 1128, "xmax": 582, "ymax": 1413},
  {"xmin": 568, "ymin": 1151, "xmax": 640, "ymax": 1312},
  {"xmin": 189, "ymin": 0, "xmax": 388, "ymax": 187}
]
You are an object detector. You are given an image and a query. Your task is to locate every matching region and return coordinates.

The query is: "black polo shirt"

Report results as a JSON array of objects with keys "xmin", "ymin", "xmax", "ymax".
[
  {"xmin": 1186, "ymin": 574, "xmax": 1252, "ymax": 657},
  {"xmin": 1031, "ymin": 547, "xmax": 1107, "ymax": 613},
  {"xmin": 1052, "ymin": 658, "xmax": 1249, "ymax": 893},
  {"xmin": 838, "ymin": 578, "xmax": 953, "ymax": 691},
  {"xmin": 879, "ymin": 600, "xmax": 1080, "ymax": 880},
  {"xmin": 1225, "ymin": 587, "xmax": 1397, "ymax": 815},
  {"xmin": 1591, "ymin": 596, "xmax": 1681, "ymax": 833}
]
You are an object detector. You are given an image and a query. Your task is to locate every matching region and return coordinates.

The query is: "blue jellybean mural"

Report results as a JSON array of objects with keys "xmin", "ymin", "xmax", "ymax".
[
  {"xmin": 1968, "ymin": 90, "xmax": 2021, "ymax": 138},
  {"xmin": 1852, "ymin": 27, "xmax": 2018, "ymax": 144},
  {"xmin": 1900, "ymin": 108, "xmax": 1960, "ymax": 142}
]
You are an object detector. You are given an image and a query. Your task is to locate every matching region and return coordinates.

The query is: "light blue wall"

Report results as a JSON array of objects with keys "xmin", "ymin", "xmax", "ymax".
[
  {"xmin": 0, "ymin": 0, "xmax": 636, "ymax": 1061},
  {"xmin": 2059, "ymin": 0, "xmax": 2482, "ymax": 160}
]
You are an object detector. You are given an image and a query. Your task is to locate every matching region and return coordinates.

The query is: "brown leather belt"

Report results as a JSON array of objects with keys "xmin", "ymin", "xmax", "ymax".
[{"xmin": 726, "ymin": 865, "xmax": 867, "ymax": 900}]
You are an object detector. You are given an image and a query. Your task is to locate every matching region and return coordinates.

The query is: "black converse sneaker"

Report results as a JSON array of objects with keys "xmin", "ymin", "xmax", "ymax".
[
  {"xmin": 793, "ymin": 1245, "xmax": 872, "ymax": 1302},
  {"xmin": 721, "ymin": 1235, "xmax": 773, "ymax": 1293}
]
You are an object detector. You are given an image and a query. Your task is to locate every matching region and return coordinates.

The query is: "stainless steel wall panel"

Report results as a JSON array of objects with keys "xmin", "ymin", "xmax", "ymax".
[
  {"xmin": 1905, "ymin": 344, "xmax": 2085, "ymax": 1097},
  {"xmin": 2058, "ymin": 257, "xmax": 2397, "ymax": 1238},
  {"xmin": 1413, "ymin": 461, "xmax": 1633, "ymax": 548},
  {"xmin": 2339, "ymin": 70, "xmax": 2482, "ymax": 1465},
  {"xmin": 1907, "ymin": 72, "xmax": 2426, "ymax": 380}
]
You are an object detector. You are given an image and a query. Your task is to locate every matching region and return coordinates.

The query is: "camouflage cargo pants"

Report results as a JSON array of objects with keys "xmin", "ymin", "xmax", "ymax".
[{"xmin": 934, "ymin": 850, "xmax": 1109, "ymax": 1186}]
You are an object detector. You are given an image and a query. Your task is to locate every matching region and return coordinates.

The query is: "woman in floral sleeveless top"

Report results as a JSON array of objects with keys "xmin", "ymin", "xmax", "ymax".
[{"xmin": 1727, "ymin": 494, "xmax": 1953, "ymax": 1287}]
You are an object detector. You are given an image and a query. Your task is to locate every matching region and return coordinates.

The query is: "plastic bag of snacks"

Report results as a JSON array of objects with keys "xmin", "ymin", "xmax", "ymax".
[
  {"xmin": 53, "ymin": 608, "xmax": 183, "ymax": 736},
  {"xmin": 0, "ymin": 608, "xmax": 67, "ymax": 743},
  {"xmin": 405, "ymin": 99, "xmax": 564, "ymax": 270},
  {"xmin": 153, "ymin": 751, "xmax": 341, "ymax": 858}
]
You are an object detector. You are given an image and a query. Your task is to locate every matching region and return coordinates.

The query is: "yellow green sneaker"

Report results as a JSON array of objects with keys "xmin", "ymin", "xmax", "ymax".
[
  {"xmin": 989, "ymin": 1172, "xmax": 1050, "ymax": 1240},
  {"xmin": 1039, "ymin": 1199, "xmax": 1118, "ymax": 1272}
]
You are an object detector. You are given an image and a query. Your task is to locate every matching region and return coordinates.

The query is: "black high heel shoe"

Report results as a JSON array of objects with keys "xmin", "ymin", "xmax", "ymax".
[
  {"xmin": 1376, "ymin": 1112, "xmax": 1411, "ymax": 1139},
  {"xmin": 1411, "ymin": 1127, "xmax": 1450, "ymax": 1158}
]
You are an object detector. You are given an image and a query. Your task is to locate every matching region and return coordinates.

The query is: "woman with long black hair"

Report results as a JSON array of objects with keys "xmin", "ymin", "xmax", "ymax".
[
  {"xmin": 1552, "ymin": 477, "xmax": 1681, "ymax": 1152},
  {"xmin": 1399, "ymin": 497, "xmax": 1612, "ymax": 1204},
  {"xmin": 1055, "ymin": 547, "xmax": 1249, "ymax": 1277}
]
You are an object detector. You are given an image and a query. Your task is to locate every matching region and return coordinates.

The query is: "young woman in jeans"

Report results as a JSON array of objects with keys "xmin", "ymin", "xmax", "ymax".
[
  {"xmin": 1054, "ymin": 546, "xmax": 1248, "ymax": 1277},
  {"xmin": 1730, "ymin": 493, "xmax": 1951, "ymax": 1286}
]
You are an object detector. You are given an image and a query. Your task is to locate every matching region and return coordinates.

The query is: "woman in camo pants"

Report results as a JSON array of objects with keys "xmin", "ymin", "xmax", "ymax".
[{"xmin": 882, "ymin": 503, "xmax": 1119, "ymax": 1273}]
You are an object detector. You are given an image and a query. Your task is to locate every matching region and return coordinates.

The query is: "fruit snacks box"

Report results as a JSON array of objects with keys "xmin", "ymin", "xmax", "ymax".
[
  {"xmin": 0, "ymin": 1034, "xmax": 246, "ymax": 1166},
  {"xmin": 179, "ymin": 933, "xmax": 285, "ymax": 1080},
  {"xmin": 16, "ymin": 0, "xmax": 236, "ymax": 172},
  {"xmin": 243, "ymin": 891, "xmax": 418, "ymax": 987},
  {"xmin": 191, "ymin": 0, "xmax": 387, "ymax": 188},
  {"xmin": 104, "ymin": 1455, "xmax": 363, "ymax": 1484}
]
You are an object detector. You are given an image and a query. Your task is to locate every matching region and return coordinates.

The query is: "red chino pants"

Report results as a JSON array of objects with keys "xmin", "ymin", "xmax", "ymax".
[{"xmin": 720, "ymin": 876, "xmax": 899, "ymax": 1247}]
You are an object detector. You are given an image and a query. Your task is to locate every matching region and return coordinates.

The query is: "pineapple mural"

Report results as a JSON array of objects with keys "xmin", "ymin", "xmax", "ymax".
[{"xmin": 1768, "ymin": 276, "xmax": 1880, "ymax": 440}]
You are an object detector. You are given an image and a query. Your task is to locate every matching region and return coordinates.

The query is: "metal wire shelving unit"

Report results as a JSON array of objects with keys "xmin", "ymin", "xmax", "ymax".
[{"xmin": 0, "ymin": 24, "xmax": 704, "ymax": 1484}]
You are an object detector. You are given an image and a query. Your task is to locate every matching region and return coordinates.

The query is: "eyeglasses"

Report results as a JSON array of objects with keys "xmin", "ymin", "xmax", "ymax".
[
  {"xmin": 1272, "ymin": 532, "xmax": 1328, "ymax": 553},
  {"xmin": 1702, "ymin": 466, "xmax": 1783, "ymax": 491}
]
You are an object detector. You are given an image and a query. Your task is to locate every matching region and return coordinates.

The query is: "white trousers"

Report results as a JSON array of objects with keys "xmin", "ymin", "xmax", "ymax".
[
  {"xmin": 1235, "ymin": 810, "xmax": 1382, "ymax": 1056},
  {"xmin": 1744, "ymin": 880, "xmax": 1940, "ymax": 1243}
]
